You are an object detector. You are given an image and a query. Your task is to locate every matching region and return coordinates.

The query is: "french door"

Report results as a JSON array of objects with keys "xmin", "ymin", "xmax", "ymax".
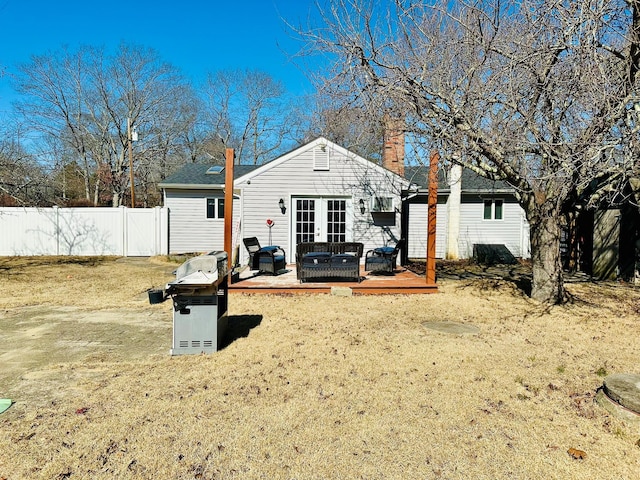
[{"xmin": 293, "ymin": 197, "xmax": 352, "ymax": 246}]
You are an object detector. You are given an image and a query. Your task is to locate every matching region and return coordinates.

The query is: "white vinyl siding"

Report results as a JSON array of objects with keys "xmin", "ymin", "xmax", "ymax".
[
  {"xmin": 165, "ymin": 189, "xmax": 239, "ymax": 254},
  {"xmin": 407, "ymin": 194, "xmax": 530, "ymax": 260},
  {"xmin": 458, "ymin": 196, "xmax": 525, "ymax": 258},
  {"xmin": 407, "ymin": 201, "xmax": 447, "ymax": 259},
  {"xmin": 236, "ymin": 141, "xmax": 406, "ymax": 264}
]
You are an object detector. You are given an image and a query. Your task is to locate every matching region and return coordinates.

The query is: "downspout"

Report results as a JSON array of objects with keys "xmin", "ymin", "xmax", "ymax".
[{"xmin": 400, "ymin": 191, "xmax": 410, "ymax": 266}]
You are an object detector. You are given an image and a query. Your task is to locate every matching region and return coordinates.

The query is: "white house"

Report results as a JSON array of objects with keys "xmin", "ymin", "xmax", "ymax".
[
  {"xmin": 403, "ymin": 165, "xmax": 531, "ymax": 261},
  {"xmin": 159, "ymin": 137, "xmax": 410, "ymax": 264},
  {"xmin": 160, "ymin": 131, "xmax": 532, "ymax": 267}
]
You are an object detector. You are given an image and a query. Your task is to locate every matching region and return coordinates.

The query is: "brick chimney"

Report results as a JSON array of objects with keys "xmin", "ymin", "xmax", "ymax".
[{"xmin": 383, "ymin": 115, "xmax": 405, "ymax": 177}]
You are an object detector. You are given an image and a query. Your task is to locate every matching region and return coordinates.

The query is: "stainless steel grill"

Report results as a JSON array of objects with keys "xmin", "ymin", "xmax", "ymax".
[{"xmin": 165, "ymin": 252, "xmax": 228, "ymax": 355}]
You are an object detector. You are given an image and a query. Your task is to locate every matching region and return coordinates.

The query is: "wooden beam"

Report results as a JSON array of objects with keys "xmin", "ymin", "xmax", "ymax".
[
  {"xmin": 224, "ymin": 148, "xmax": 234, "ymax": 275},
  {"xmin": 426, "ymin": 150, "xmax": 439, "ymax": 285}
]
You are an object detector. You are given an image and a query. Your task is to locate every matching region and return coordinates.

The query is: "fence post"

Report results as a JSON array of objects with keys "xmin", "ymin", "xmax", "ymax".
[
  {"xmin": 121, "ymin": 206, "xmax": 128, "ymax": 257},
  {"xmin": 54, "ymin": 206, "xmax": 60, "ymax": 256}
]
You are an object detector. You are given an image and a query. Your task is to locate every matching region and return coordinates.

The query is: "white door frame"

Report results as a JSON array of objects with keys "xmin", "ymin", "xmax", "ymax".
[{"xmin": 290, "ymin": 196, "xmax": 353, "ymax": 250}]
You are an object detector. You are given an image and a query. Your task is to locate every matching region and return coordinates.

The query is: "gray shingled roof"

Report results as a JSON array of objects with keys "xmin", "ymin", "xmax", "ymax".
[
  {"xmin": 160, "ymin": 159, "xmax": 515, "ymax": 194},
  {"xmin": 404, "ymin": 166, "xmax": 515, "ymax": 193},
  {"xmin": 159, "ymin": 163, "xmax": 260, "ymax": 188}
]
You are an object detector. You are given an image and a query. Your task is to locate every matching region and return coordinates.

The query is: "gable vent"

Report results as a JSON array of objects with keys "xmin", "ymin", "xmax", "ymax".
[{"xmin": 313, "ymin": 144, "xmax": 329, "ymax": 171}]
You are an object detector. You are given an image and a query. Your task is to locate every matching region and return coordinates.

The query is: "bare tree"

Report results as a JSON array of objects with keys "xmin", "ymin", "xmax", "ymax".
[
  {"xmin": 302, "ymin": 94, "xmax": 385, "ymax": 161},
  {"xmin": 0, "ymin": 134, "xmax": 50, "ymax": 206},
  {"xmin": 203, "ymin": 69, "xmax": 293, "ymax": 164},
  {"xmin": 14, "ymin": 44, "xmax": 196, "ymax": 206},
  {"xmin": 298, "ymin": 0, "xmax": 640, "ymax": 303}
]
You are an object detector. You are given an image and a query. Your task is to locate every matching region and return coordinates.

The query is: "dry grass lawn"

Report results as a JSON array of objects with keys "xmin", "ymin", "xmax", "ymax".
[{"xmin": 1, "ymin": 256, "xmax": 640, "ymax": 479}]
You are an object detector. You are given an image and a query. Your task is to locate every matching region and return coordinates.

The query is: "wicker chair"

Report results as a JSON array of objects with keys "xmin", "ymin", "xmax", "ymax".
[
  {"xmin": 243, "ymin": 237, "xmax": 286, "ymax": 275},
  {"xmin": 364, "ymin": 239, "xmax": 405, "ymax": 274}
]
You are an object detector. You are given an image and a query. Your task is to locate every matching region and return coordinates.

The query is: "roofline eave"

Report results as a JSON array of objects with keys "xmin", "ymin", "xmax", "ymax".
[
  {"xmin": 412, "ymin": 188, "xmax": 516, "ymax": 195},
  {"xmin": 158, "ymin": 183, "xmax": 225, "ymax": 190}
]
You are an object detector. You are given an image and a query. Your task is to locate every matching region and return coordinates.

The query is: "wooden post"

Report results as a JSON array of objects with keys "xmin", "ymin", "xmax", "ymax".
[
  {"xmin": 224, "ymin": 148, "xmax": 234, "ymax": 279},
  {"xmin": 426, "ymin": 150, "xmax": 439, "ymax": 285}
]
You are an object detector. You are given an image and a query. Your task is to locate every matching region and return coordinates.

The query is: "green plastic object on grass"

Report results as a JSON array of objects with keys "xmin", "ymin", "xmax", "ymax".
[{"xmin": 0, "ymin": 399, "xmax": 12, "ymax": 414}]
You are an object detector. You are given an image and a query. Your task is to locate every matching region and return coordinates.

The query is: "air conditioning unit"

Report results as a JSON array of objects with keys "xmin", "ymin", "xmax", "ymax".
[
  {"xmin": 370, "ymin": 196, "xmax": 396, "ymax": 226},
  {"xmin": 371, "ymin": 196, "xmax": 393, "ymax": 212}
]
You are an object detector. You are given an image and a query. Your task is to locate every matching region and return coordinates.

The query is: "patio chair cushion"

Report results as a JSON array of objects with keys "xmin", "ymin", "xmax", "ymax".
[
  {"xmin": 258, "ymin": 253, "xmax": 285, "ymax": 264},
  {"xmin": 302, "ymin": 252, "xmax": 332, "ymax": 265},
  {"xmin": 365, "ymin": 255, "xmax": 389, "ymax": 265},
  {"xmin": 374, "ymin": 246, "xmax": 395, "ymax": 254},
  {"xmin": 330, "ymin": 253, "xmax": 358, "ymax": 266}
]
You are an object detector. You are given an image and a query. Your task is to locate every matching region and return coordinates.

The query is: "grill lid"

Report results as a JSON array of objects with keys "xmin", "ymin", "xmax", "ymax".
[
  {"xmin": 175, "ymin": 253, "xmax": 224, "ymax": 280},
  {"xmin": 166, "ymin": 251, "xmax": 228, "ymax": 291}
]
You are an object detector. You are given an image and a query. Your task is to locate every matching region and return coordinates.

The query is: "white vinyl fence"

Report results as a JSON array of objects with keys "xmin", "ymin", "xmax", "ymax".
[{"xmin": 0, "ymin": 206, "xmax": 168, "ymax": 256}]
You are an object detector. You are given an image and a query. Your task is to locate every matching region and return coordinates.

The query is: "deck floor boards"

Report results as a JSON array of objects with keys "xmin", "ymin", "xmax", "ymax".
[{"xmin": 229, "ymin": 265, "xmax": 437, "ymax": 295}]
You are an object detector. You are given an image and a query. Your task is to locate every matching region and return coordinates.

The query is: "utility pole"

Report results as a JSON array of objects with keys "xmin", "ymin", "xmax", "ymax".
[{"xmin": 127, "ymin": 117, "xmax": 136, "ymax": 208}]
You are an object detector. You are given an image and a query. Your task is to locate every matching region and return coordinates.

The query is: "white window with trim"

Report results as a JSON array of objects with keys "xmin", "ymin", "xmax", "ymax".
[
  {"xmin": 483, "ymin": 199, "xmax": 503, "ymax": 220},
  {"xmin": 206, "ymin": 197, "xmax": 225, "ymax": 219}
]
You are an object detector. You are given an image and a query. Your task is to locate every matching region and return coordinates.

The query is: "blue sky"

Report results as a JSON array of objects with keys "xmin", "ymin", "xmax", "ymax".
[{"xmin": 0, "ymin": 0, "xmax": 319, "ymax": 115}]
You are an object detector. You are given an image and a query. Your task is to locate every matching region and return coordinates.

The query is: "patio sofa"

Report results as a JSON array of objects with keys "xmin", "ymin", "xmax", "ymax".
[{"xmin": 296, "ymin": 242, "xmax": 364, "ymax": 282}]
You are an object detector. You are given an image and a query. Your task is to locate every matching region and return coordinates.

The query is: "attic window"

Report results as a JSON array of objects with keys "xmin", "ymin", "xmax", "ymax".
[
  {"xmin": 313, "ymin": 144, "xmax": 329, "ymax": 171},
  {"xmin": 206, "ymin": 166, "xmax": 224, "ymax": 175}
]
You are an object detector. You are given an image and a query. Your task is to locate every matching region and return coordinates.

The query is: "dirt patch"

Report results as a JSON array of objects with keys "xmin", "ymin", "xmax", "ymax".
[
  {"xmin": 1, "ymin": 306, "xmax": 171, "ymax": 400},
  {"xmin": 1, "ymin": 256, "xmax": 640, "ymax": 479},
  {"xmin": 0, "ymin": 256, "xmax": 178, "ymax": 408}
]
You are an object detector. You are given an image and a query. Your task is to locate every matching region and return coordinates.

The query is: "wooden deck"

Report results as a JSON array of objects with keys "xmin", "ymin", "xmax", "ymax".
[{"xmin": 228, "ymin": 265, "xmax": 438, "ymax": 295}]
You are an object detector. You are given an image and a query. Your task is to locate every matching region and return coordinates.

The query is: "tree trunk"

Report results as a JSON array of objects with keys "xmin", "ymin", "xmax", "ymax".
[
  {"xmin": 112, "ymin": 192, "xmax": 122, "ymax": 208},
  {"xmin": 92, "ymin": 177, "xmax": 100, "ymax": 207},
  {"xmin": 529, "ymin": 214, "xmax": 566, "ymax": 303}
]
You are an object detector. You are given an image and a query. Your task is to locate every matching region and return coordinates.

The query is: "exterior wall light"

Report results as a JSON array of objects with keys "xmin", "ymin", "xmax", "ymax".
[
  {"xmin": 278, "ymin": 198, "xmax": 286, "ymax": 214},
  {"xmin": 359, "ymin": 198, "xmax": 366, "ymax": 214}
]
